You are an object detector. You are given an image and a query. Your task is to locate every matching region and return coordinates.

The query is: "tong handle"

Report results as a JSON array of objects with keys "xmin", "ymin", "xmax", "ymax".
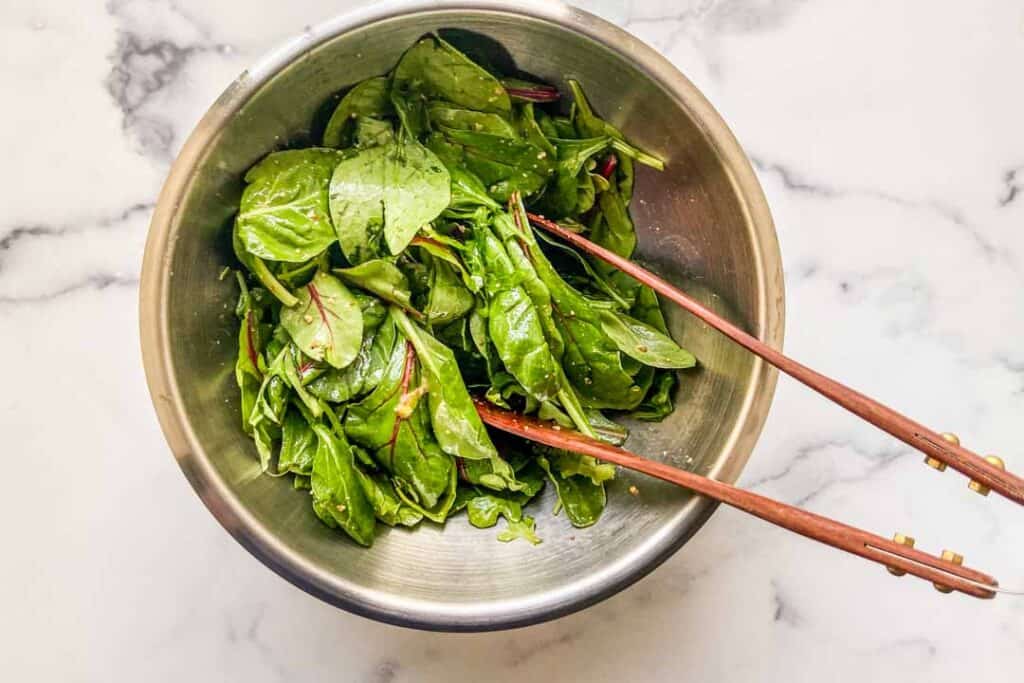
[
  {"xmin": 476, "ymin": 400, "xmax": 999, "ymax": 599},
  {"xmin": 527, "ymin": 213, "xmax": 1024, "ymax": 506}
]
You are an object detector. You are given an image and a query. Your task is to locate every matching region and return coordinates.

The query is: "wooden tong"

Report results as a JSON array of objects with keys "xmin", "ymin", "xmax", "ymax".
[
  {"xmin": 527, "ymin": 212, "xmax": 1023, "ymax": 506},
  {"xmin": 475, "ymin": 399, "xmax": 999, "ymax": 599}
]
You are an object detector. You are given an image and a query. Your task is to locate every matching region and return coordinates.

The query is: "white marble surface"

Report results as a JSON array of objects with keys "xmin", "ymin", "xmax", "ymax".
[{"xmin": 3, "ymin": 0, "xmax": 1023, "ymax": 680}]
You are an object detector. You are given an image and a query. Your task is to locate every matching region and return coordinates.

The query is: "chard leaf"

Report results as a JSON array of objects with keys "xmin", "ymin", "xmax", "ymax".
[
  {"xmin": 281, "ymin": 270, "xmax": 363, "ymax": 369},
  {"xmin": 236, "ymin": 149, "xmax": 343, "ymax": 263},
  {"xmin": 278, "ymin": 406, "xmax": 317, "ymax": 475},
  {"xmin": 329, "ymin": 139, "xmax": 450, "ymax": 263},
  {"xmin": 344, "ymin": 317, "xmax": 455, "ymax": 508},
  {"xmin": 391, "ymin": 308, "xmax": 498, "ymax": 463}
]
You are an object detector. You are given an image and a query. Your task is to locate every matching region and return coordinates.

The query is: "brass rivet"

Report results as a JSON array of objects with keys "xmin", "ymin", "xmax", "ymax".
[
  {"xmin": 887, "ymin": 533, "xmax": 915, "ymax": 576},
  {"xmin": 934, "ymin": 549, "xmax": 964, "ymax": 593},
  {"xmin": 968, "ymin": 455, "xmax": 1006, "ymax": 496},
  {"xmin": 926, "ymin": 432, "xmax": 959, "ymax": 471}
]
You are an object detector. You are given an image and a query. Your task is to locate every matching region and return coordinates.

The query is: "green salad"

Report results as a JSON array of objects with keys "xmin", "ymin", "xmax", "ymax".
[{"xmin": 230, "ymin": 35, "xmax": 696, "ymax": 546}]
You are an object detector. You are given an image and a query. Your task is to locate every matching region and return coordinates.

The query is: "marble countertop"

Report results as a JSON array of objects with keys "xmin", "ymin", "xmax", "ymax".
[{"xmin": 4, "ymin": 1, "xmax": 1022, "ymax": 680}]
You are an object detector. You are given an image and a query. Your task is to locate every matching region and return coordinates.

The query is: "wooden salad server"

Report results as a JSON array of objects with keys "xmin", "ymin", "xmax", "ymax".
[
  {"xmin": 475, "ymin": 399, "xmax": 1001, "ymax": 599},
  {"xmin": 526, "ymin": 212, "xmax": 1023, "ymax": 507}
]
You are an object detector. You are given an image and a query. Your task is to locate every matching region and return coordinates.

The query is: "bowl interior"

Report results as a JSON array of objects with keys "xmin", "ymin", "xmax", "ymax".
[{"xmin": 146, "ymin": 4, "xmax": 782, "ymax": 630}]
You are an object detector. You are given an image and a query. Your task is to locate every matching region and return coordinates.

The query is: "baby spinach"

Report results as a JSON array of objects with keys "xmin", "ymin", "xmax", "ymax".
[
  {"xmin": 311, "ymin": 423, "xmax": 377, "ymax": 546},
  {"xmin": 335, "ymin": 258, "xmax": 414, "ymax": 312},
  {"xmin": 323, "ymin": 76, "xmax": 394, "ymax": 148},
  {"xmin": 329, "ymin": 139, "xmax": 450, "ymax": 263},
  {"xmin": 236, "ymin": 149, "xmax": 343, "ymax": 263}
]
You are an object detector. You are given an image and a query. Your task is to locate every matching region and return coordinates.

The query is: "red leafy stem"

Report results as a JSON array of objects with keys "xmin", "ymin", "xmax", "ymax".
[
  {"xmin": 598, "ymin": 154, "xmax": 618, "ymax": 179},
  {"xmin": 505, "ymin": 85, "xmax": 561, "ymax": 103},
  {"xmin": 245, "ymin": 311, "xmax": 261, "ymax": 378},
  {"xmin": 385, "ymin": 342, "xmax": 417, "ymax": 459}
]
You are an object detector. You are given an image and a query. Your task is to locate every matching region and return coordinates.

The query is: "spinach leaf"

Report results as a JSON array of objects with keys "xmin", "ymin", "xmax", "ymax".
[
  {"xmin": 356, "ymin": 469, "xmax": 424, "ymax": 527},
  {"xmin": 534, "ymin": 136, "xmax": 612, "ymax": 218},
  {"xmin": 436, "ymin": 128, "xmax": 553, "ymax": 201},
  {"xmin": 428, "ymin": 103, "xmax": 516, "ymax": 137},
  {"xmin": 329, "ymin": 139, "xmax": 450, "ymax": 263},
  {"xmin": 236, "ymin": 149, "xmax": 343, "ymax": 263},
  {"xmin": 280, "ymin": 270, "xmax": 363, "ymax": 369},
  {"xmin": 538, "ymin": 454, "xmax": 607, "ymax": 528},
  {"xmin": 393, "ymin": 464, "xmax": 458, "ymax": 524},
  {"xmin": 632, "ymin": 369, "xmax": 677, "ymax": 422},
  {"xmin": 425, "ymin": 133, "xmax": 502, "ymax": 213},
  {"xmin": 335, "ymin": 258, "xmax": 414, "ymax": 311},
  {"xmin": 476, "ymin": 225, "xmax": 560, "ymax": 402},
  {"xmin": 322, "ymin": 76, "xmax": 394, "ymax": 148},
  {"xmin": 598, "ymin": 310, "xmax": 696, "ymax": 369},
  {"xmin": 310, "ymin": 424, "xmax": 377, "ymax": 546},
  {"xmin": 391, "ymin": 36, "xmax": 510, "ymax": 136},
  {"xmin": 232, "ymin": 221, "xmax": 298, "ymax": 307},
  {"xmin": 506, "ymin": 197, "xmax": 646, "ymax": 410},
  {"xmin": 422, "ymin": 255, "xmax": 474, "ymax": 325},
  {"xmin": 352, "ymin": 117, "xmax": 395, "ymax": 149}
]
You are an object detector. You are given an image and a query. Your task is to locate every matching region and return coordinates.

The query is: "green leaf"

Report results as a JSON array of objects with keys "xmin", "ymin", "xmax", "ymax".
[
  {"xmin": 232, "ymin": 221, "xmax": 298, "ymax": 307},
  {"xmin": 391, "ymin": 308, "xmax": 498, "ymax": 463},
  {"xmin": 236, "ymin": 149, "xmax": 343, "ymax": 263},
  {"xmin": 307, "ymin": 295, "xmax": 395, "ymax": 403},
  {"xmin": 538, "ymin": 454, "xmax": 608, "ymax": 528},
  {"xmin": 427, "ymin": 102, "xmax": 516, "ymax": 137},
  {"xmin": 497, "ymin": 516, "xmax": 541, "ymax": 545},
  {"xmin": 505, "ymin": 198, "xmax": 646, "ymax": 411},
  {"xmin": 631, "ymin": 369, "xmax": 677, "ymax": 421},
  {"xmin": 322, "ymin": 77, "xmax": 394, "ymax": 148},
  {"xmin": 425, "ymin": 133, "xmax": 502, "ymax": 213},
  {"xmin": 534, "ymin": 136, "xmax": 612, "ymax": 218},
  {"xmin": 423, "ymin": 256, "xmax": 474, "ymax": 326},
  {"xmin": 437, "ymin": 128, "xmax": 553, "ymax": 201},
  {"xmin": 344, "ymin": 316, "xmax": 455, "ymax": 508},
  {"xmin": 310, "ymin": 424, "xmax": 377, "ymax": 546},
  {"xmin": 476, "ymin": 225, "xmax": 560, "ymax": 402},
  {"xmin": 281, "ymin": 270, "xmax": 363, "ymax": 369},
  {"xmin": 393, "ymin": 464, "xmax": 458, "ymax": 523},
  {"xmin": 278, "ymin": 406, "xmax": 318, "ymax": 475},
  {"xmin": 329, "ymin": 139, "xmax": 451, "ymax": 263},
  {"xmin": 598, "ymin": 310, "xmax": 696, "ymax": 369},
  {"xmin": 356, "ymin": 469, "xmax": 424, "ymax": 527},
  {"xmin": 335, "ymin": 258, "xmax": 414, "ymax": 311},
  {"xmin": 391, "ymin": 35, "xmax": 510, "ymax": 136}
]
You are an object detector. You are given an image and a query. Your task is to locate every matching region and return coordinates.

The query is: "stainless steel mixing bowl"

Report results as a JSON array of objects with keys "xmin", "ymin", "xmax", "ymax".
[{"xmin": 140, "ymin": 0, "xmax": 784, "ymax": 631}]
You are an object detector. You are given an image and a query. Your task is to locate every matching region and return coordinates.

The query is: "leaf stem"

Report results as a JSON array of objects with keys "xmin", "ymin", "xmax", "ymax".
[{"xmin": 251, "ymin": 256, "xmax": 299, "ymax": 307}]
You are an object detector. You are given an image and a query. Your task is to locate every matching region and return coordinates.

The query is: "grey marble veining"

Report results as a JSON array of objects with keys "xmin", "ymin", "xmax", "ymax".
[{"xmin": 2, "ymin": 1, "xmax": 1022, "ymax": 681}]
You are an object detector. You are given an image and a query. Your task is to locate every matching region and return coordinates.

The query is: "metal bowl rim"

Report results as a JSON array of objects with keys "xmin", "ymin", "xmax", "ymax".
[{"xmin": 138, "ymin": 0, "xmax": 785, "ymax": 631}]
